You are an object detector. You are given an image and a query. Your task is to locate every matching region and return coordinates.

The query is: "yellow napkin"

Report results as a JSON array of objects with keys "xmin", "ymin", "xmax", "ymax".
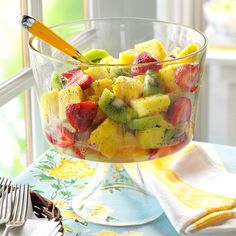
[{"xmin": 126, "ymin": 143, "xmax": 236, "ymax": 235}]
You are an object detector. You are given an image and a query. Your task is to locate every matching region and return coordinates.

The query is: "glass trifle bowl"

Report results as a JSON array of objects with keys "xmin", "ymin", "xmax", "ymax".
[{"xmin": 29, "ymin": 18, "xmax": 207, "ymax": 226}]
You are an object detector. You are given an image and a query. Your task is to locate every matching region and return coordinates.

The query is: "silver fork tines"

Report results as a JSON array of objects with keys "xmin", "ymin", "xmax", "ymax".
[
  {"xmin": 0, "ymin": 178, "xmax": 11, "ymax": 192},
  {"xmin": 49, "ymin": 222, "xmax": 62, "ymax": 236},
  {"xmin": 3, "ymin": 184, "xmax": 30, "ymax": 236},
  {"xmin": 0, "ymin": 178, "xmax": 13, "ymax": 225}
]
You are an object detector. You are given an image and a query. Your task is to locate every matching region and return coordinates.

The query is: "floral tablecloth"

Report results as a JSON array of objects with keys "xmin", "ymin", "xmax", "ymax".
[{"xmin": 13, "ymin": 143, "xmax": 236, "ymax": 236}]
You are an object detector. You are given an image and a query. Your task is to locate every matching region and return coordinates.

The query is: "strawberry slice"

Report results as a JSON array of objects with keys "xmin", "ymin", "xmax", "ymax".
[
  {"xmin": 131, "ymin": 52, "xmax": 162, "ymax": 76},
  {"xmin": 175, "ymin": 64, "xmax": 199, "ymax": 92},
  {"xmin": 66, "ymin": 102, "xmax": 98, "ymax": 132},
  {"xmin": 45, "ymin": 132, "xmax": 56, "ymax": 145},
  {"xmin": 45, "ymin": 126, "xmax": 75, "ymax": 148},
  {"xmin": 167, "ymin": 97, "xmax": 192, "ymax": 126},
  {"xmin": 56, "ymin": 127, "xmax": 75, "ymax": 148},
  {"xmin": 62, "ymin": 68, "xmax": 93, "ymax": 90},
  {"xmin": 62, "ymin": 68, "xmax": 80, "ymax": 79},
  {"xmin": 74, "ymin": 147, "xmax": 85, "ymax": 159}
]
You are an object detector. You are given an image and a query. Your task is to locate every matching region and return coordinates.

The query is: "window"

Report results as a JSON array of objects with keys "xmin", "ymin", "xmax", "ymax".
[
  {"xmin": 0, "ymin": 95, "xmax": 25, "ymax": 177},
  {"xmin": 43, "ymin": 0, "xmax": 84, "ymax": 26},
  {"xmin": 0, "ymin": 0, "xmax": 85, "ymax": 178},
  {"xmin": 0, "ymin": 0, "xmax": 25, "ymax": 177}
]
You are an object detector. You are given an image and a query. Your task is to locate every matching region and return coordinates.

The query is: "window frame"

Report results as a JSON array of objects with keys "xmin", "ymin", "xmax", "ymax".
[
  {"xmin": 0, "ymin": 0, "xmax": 45, "ymax": 165},
  {"xmin": 23, "ymin": 0, "xmax": 45, "ymax": 164}
]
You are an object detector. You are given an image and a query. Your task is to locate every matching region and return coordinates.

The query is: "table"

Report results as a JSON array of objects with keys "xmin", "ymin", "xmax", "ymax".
[{"xmin": 13, "ymin": 142, "xmax": 236, "ymax": 236}]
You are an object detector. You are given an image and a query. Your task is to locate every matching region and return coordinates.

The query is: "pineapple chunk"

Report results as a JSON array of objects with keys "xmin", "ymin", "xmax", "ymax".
[
  {"xmin": 40, "ymin": 90, "xmax": 59, "ymax": 122},
  {"xmin": 158, "ymin": 64, "xmax": 183, "ymax": 93},
  {"xmin": 113, "ymin": 76, "xmax": 143, "ymax": 102},
  {"xmin": 178, "ymin": 42, "xmax": 199, "ymax": 63},
  {"xmin": 164, "ymin": 56, "xmax": 174, "ymax": 61},
  {"xmin": 178, "ymin": 42, "xmax": 199, "ymax": 57},
  {"xmin": 109, "ymin": 58, "xmax": 120, "ymax": 64},
  {"xmin": 137, "ymin": 127, "xmax": 165, "ymax": 148},
  {"xmin": 162, "ymin": 56, "xmax": 176, "ymax": 67},
  {"xmin": 88, "ymin": 118, "xmax": 123, "ymax": 158},
  {"xmin": 100, "ymin": 56, "xmax": 113, "ymax": 64},
  {"xmin": 113, "ymin": 147, "xmax": 149, "ymax": 162},
  {"xmin": 130, "ymin": 94, "xmax": 170, "ymax": 117},
  {"xmin": 163, "ymin": 47, "xmax": 181, "ymax": 67},
  {"xmin": 85, "ymin": 66, "xmax": 109, "ymax": 80},
  {"xmin": 90, "ymin": 78, "xmax": 113, "ymax": 99},
  {"xmin": 119, "ymin": 49, "xmax": 141, "ymax": 64},
  {"xmin": 86, "ymin": 95, "xmax": 98, "ymax": 102},
  {"xmin": 59, "ymin": 85, "xmax": 84, "ymax": 122},
  {"xmin": 170, "ymin": 47, "xmax": 181, "ymax": 57},
  {"xmin": 135, "ymin": 39, "xmax": 167, "ymax": 60},
  {"xmin": 155, "ymin": 113, "xmax": 173, "ymax": 129},
  {"xmin": 134, "ymin": 75, "xmax": 145, "ymax": 84},
  {"xmin": 123, "ymin": 131, "xmax": 138, "ymax": 147}
]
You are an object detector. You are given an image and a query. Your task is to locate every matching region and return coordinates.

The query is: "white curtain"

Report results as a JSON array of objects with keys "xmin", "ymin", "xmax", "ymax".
[
  {"xmin": 157, "ymin": 0, "xmax": 207, "ymax": 31},
  {"xmin": 88, "ymin": 0, "xmax": 207, "ymax": 31}
]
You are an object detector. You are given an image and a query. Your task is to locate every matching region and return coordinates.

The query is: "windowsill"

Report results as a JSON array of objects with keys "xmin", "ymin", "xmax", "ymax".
[{"xmin": 207, "ymin": 45, "xmax": 236, "ymax": 64}]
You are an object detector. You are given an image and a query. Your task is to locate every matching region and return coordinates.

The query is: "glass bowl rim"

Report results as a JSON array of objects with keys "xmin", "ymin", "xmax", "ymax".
[{"xmin": 28, "ymin": 17, "xmax": 207, "ymax": 67}]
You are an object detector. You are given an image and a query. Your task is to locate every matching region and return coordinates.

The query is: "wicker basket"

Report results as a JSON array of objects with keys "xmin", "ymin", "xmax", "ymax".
[
  {"xmin": 30, "ymin": 191, "xmax": 64, "ymax": 234},
  {"xmin": 0, "ymin": 181, "xmax": 64, "ymax": 234}
]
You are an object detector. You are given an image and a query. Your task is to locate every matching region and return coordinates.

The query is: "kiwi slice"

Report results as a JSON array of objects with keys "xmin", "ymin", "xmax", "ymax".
[
  {"xmin": 98, "ymin": 88, "xmax": 137, "ymax": 123},
  {"xmin": 143, "ymin": 70, "xmax": 164, "ymax": 96},
  {"xmin": 128, "ymin": 115, "xmax": 161, "ymax": 131},
  {"xmin": 110, "ymin": 67, "xmax": 131, "ymax": 77},
  {"xmin": 163, "ymin": 128, "xmax": 176, "ymax": 143},
  {"xmin": 50, "ymin": 71, "xmax": 66, "ymax": 91},
  {"xmin": 84, "ymin": 49, "xmax": 110, "ymax": 63}
]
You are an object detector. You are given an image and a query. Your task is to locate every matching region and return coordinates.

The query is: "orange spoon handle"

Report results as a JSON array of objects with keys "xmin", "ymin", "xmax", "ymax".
[{"xmin": 21, "ymin": 15, "xmax": 89, "ymax": 63}]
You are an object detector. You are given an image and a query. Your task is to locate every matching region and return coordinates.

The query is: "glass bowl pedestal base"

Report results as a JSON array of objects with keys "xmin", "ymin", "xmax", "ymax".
[{"xmin": 72, "ymin": 162, "xmax": 163, "ymax": 226}]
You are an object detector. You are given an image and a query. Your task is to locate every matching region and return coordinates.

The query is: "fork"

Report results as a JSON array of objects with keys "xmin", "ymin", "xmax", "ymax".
[
  {"xmin": 0, "ymin": 178, "xmax": 11, "ymax": 192},
  {"xmin": 0, "ymin": 178, "xmax": 13, "ymax": 225},
  {"xmin": 3, "ymin": 184, "xmax": 30, "ymax": 236},
  {"xmin": 49, "ymin": 222, "xmax": 63, "ymax": 236}
]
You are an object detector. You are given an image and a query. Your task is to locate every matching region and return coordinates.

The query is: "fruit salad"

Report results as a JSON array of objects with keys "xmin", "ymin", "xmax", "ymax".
[{"xmin": 40, "ymin": 39, "xmax": 202, "ymax": 162}]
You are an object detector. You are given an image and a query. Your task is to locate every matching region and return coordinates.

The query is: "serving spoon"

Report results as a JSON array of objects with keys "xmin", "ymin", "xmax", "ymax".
[{"xmin": 20, "ymin": 15, "xmax": 90, "ymax": 63}]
